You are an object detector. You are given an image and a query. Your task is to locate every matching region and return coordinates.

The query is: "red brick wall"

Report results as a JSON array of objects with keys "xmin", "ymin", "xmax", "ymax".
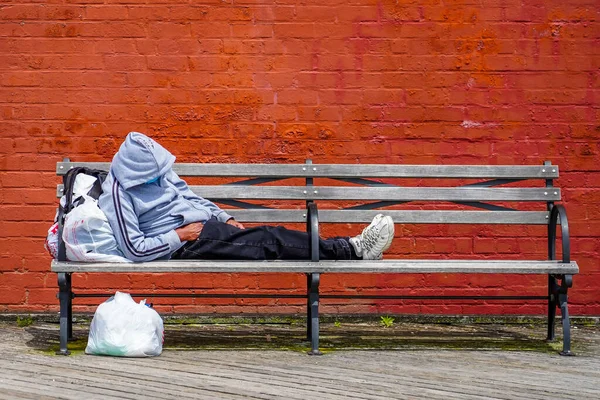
[{"xmin": 1, "ymin": 1, "xmax": 598, "ymax": 316}]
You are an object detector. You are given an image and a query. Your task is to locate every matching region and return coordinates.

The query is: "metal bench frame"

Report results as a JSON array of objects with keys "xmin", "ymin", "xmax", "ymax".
[{"xmin": 52, "ymin": 159, "xmax": 578, "ymax": 356}]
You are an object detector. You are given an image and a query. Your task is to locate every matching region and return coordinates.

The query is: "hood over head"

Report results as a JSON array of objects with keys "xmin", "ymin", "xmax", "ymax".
[{"xmin": 111, "ymin": 132, "xmax": 176, "ymax": 189}]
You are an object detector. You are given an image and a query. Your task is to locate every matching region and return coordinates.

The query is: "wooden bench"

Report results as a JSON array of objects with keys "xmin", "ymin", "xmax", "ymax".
[{"xmin": 52, "ymin": 160, "xmax": 578, "ymax": 356}]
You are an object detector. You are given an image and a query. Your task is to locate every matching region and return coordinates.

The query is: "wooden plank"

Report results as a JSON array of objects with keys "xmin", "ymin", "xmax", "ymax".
[
  {"xmin": 185, "ymin": 354, "xmax": 536, "ymax": 400},
  {"xmin": 57, "ymin": 162, "xmax": 559, "ymax": 179},
  {"xmin": 55, "ymin": 184, "xmax": 563, "ymax": 202},
  {"xmin": 227, "ymin": 209, "xmax": 306, "ymax": 222},
  {"xmin": 0, "ymin": 357, "xmax": 247, "ymax": 400},
  {"xmin": 225, "ymin": 210, "xmax": 552, "ymax": 225},
  {"xmin": 51, "ymin": 259, "xmax": 579, "ymax": 274},
  {"xmin": 57, "ymin": 162, "xmax": 110, "ymax": 175},
  {"xmin": 50, "ymin": 205, "xmax": 552, "ymax": 224},
  {"xmin": 191, "ymin": 186, "xmax": 561, "ymax": 202},
  {"xmin": 316, "ymin": 210, "xmax": 551, "ymax": 224},
  {"xmin": 144, "ymin": 353, "xmax": 484, "ymax": 400}
]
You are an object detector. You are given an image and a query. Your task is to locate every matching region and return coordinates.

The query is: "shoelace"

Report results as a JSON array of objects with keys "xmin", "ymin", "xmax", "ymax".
[{"xmin": 362, "ymin": 226, "xmax": 382, "ymax": 250}]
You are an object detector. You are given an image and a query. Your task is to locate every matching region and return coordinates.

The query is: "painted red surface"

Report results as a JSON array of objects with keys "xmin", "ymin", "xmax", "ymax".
[{"xmin": 0, "ymin": 0, "xmax": 598, "ymax": 315}]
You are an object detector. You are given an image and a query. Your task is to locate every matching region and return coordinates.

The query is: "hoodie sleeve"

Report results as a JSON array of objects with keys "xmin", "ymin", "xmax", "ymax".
[
  {"xmin": 105, "ymin": 179, "xmax": 182, "ymax": 262},
  {"xmin": 167, "ymin": 170, "xmax": 233, "ymax": 223}
]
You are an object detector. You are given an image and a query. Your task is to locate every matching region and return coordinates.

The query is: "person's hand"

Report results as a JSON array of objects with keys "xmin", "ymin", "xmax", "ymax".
[
  {"xmin": 175, "ymin": 222, "xmax": 204, "ymax": 242},
  {"xmin": 226, "ymin": 218, "xmax": 245, "ymax": 229}
]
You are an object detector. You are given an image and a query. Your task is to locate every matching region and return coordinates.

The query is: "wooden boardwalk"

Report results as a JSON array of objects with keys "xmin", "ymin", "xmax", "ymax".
[{"xmin": 0, "ymin": 320, "xmax": 598, "ymax": 399}]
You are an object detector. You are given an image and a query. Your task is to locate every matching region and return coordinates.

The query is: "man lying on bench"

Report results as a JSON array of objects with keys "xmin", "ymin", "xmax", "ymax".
[{"xmin": 98, "ymin": 132, "xmax": 395, "ymax": 263}]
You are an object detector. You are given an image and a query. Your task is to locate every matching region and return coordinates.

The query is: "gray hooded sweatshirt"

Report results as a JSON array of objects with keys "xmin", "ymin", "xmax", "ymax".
[{"xmin": 98, "ymin": 132, "xmax": 232, "ymax": 262}]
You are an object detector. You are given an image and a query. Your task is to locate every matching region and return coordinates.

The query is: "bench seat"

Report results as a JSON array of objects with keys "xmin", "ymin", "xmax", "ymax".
[{"xmin": 52, "ymin": 259, "xmax": 578, "ymax": 275}]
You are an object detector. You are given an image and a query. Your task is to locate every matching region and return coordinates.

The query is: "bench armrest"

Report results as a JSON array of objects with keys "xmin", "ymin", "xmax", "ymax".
[
  {"xmin": 307, "ymin": 202, "xmax": 319, "ymax": 262},
  {"xmin": 549, "ymin": 204, "xmax": 571, "ymax": 264}
]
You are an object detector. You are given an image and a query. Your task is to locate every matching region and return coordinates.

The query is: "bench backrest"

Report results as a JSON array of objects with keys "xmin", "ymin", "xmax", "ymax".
[{"xmin": 57, "ymin": 160, "xmax": 560, "ymax": 226}]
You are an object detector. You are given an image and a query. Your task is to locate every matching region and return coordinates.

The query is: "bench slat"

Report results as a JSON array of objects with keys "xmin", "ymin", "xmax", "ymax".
[
  {"xmin": 51, "ymin": 259, "xmax": 578, "ymax": 274},
  {"xmin": 227, "ymin": 210, "xmax": 552, "ymax": 225},
  {"xmin": 46, "ymin": 205, "xmax": 554, "ymax": 224},
  {"xmin": 190, "ymin": 186, "xmax": 560, "ymax": 202},
  {"xmin": 56, "ymin": 184, "xmax": 562, "ymax": 203},
  {"xmin": 57, "ymin": 162, "xmax": 559, "ymax": 179}
]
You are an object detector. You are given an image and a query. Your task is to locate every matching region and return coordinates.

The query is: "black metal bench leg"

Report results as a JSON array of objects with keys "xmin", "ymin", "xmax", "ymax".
[
  {"xmin": 547, "ymin": 275, "xmax": 558, "ymax": 341},
  {"xmin": 307, "ymin": 273, "xmax": 322, "ymax": 355},
  {"xmin": 559, "ymin": 292, "xmax": 573, "ymax": 356},
  {"xmin": 56, "ymin": 273, "xmax": 72, "ymax": 356},
  {"xmin": 306, "ymin": 273, "xmax": 312, "ymax": 342},
  {"xmin": 66, "ymin": 273, "xmax": 73, "ymax": 340},
  {"xmin": 559, "ymin": 275, "xmax": 574, "ymax": 356}
]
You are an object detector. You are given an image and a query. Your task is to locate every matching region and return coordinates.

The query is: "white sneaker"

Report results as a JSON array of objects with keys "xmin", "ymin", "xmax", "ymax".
[{"xmin": 349, "ymin": 214, "xmax": 395, "ymax": 260}]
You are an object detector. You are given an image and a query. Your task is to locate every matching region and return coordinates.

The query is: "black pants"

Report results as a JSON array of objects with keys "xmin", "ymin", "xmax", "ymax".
[{"xmin": 171, "ymin": 218, "xmax": 358, "ymax": 260}]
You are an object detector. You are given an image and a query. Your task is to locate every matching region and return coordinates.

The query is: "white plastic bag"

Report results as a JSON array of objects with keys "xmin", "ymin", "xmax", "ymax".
[
  {"xmin": 62, "ymin": 195, "xmax": 130, "ymax": 263},
  {"xmin": 44, "ymin": 222, "xmax": 59, "ymax": 259},
  {"xmin": 85, "ymin": 291, "xmax": 164, "ymax": 357},
  {"xmin": 71, "ymin": 173, "xmax": 97, "ymax": 201},
  {"xmin": 46, "ymin": 174, "xmax": 99, "ymax": 260}
]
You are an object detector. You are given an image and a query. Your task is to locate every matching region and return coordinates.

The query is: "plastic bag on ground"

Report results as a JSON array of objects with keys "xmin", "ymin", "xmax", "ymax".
[
  {"xmin": 85, "ymin": 291, "xmax": 164, "ymax": 357},
  {"xmin": 62, "ymin": 195, "xmax": 131, "ymax": 263}
]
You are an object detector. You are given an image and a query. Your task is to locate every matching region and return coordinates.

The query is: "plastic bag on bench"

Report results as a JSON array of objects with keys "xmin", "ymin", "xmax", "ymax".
[
  {"xmin": 85, "ymin": 291, "xmax": 164, "ymax": 357},
  {"xmin": 44, "ymin": 222, "xmax": 59, "ymax": 259},
  {"xmin": 46, "ymin": 171, "xmax": 107, "ymax": 259},
  {"xmin": 62, "ymin": 195, "xmax": 130, "ymax": 263}
]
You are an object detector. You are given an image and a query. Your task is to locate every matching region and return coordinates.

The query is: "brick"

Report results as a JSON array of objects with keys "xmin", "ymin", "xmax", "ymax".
[
  {"xmin": 277, "ymin": 90, "xmax": 318, "ymax": 105},
  {"xmin": 85, "ymin": 5, "xmax": 129, "ymax": 20},
  {"xmin": 273, "ymin": 23, "xmax": 316, "ymax": 38},
  {"xmin": 0, "ymin": 288, "xmax": 27, "ymax": 305},
  {"xmin": 0, "ymin": 272, "xmax": 47, "ymax": 288},
  {"xmin": 256, "ymin": 105, "xmax": 297, "ymax": 121},
  {"xmin": 148, "ymin": 22, "xmax": 191, "ymax": 39},
  {"xmin": 1, "ymin": 172, "xmax": 47, "ymax": 187},
  {"xmin": 100, "ymin": 22, "xmax": 147, "ymax": 38},
  {"xmin": 1, "ymin": 5, "xmax": 45, "ymax": 20},
  {"xmin": 21, "ymin": 255, "xmax": 52, "ymax": 272},
  {"xmin": 191, "ymin": 22, "xmax": 231, "ymax": 38},
  {"xmin": 104, "ymin": 55, "xmax": 146, "ymax": 71},
  {"xmin": 231, "ymin": 24, "xmax": 273, "ymax": 39},
  {"xmin": 336, "ymin": 6, "xmax": 379, "ymax": 22},
  {"xmin": 26, "ymin": 288, "xmax": 58, "ymax": 306},
  {"xmin": 4, "ymin": 221, "xmax": 50, "ymax": 238},
  {"xmin": 249, "ymin": 6, "xmax": 289, "ymax": 22},
  {"xmin": 206, "ymin": 7, "xmax": 253, "ymax": 22},
  {"xmin": 0, "ymin": 72, "xmax": 44, "ymax": 87},
  {"xmin": 254, "ymin": 72, "xmax": 297, "ymax": 89},
  {"xmin": 147, "ymin": 56, "xmax": 189, "ymax": 71},
  {"xmin": 0, "ymin": 255, "xmax": 25, "ymax": 273},
  {"xmin": 297, "ymin": 106, "xmax": 341, "ymax": 121}
]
